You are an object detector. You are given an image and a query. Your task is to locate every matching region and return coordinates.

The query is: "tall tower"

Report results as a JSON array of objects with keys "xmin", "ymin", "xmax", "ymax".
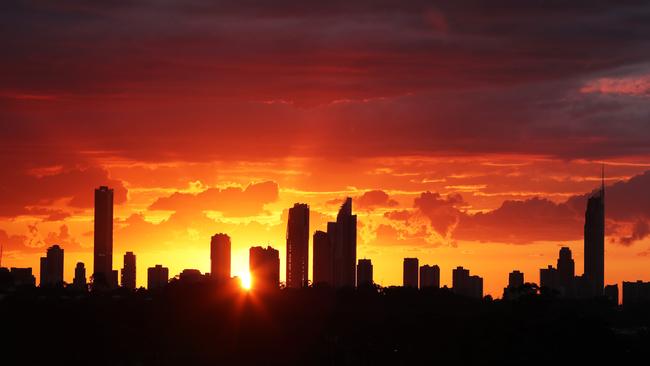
[
  {"xmin": 329, "ymin": 198, "xmax": 357, "ymax": 288},
  {"xmin": 403, "ymin": 258, "xmax": 419, "ymax": 288},
  {"xmin": 286, "ymin": 203, "xmax": 310, "ymax": 288},
  {"xmin": 40, "ymin": 245, "xmax": 64, "ymax": 286},
  {"xmin": 249, "ymin": 246, "xmax": 280, "ymax": 291},
  {"xmin": 210, "ymin": 233, "xmax": 231, "ymax": 282},
  {"xmin": 584, "ymin": 166, "xmax": 605, "ymax": 296},
  {"xmin": 357, "ymin": 259, "xmax": 373, "ymax": 287},
  {"xmin": 121, "ymin": 252, "xmax": 136, "ymax": 289},
  {"xmin": 312, "ymin": 230, "xmax": 332, "ymax": 286},
  {"xmin": 93, "ymin": 186, "xmax": 114, "ymax": 287}
]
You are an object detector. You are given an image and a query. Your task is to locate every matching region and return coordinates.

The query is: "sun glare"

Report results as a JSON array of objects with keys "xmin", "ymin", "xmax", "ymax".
[{"xmin": 240, "ymin": 271, "xmax": 252, "ymax": 290}]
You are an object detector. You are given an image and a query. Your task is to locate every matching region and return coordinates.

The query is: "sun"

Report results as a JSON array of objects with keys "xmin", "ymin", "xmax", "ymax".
[{"xmin": 240, "ymin": 271, "xmax": 252, "ymax": 290}]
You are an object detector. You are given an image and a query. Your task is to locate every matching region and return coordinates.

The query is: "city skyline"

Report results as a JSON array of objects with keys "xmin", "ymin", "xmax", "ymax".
[
  {"xmin": 2, "ymin": 176, "xmax": 634, "ymax": 303},
  {"xmin": 2, "ymin": 1, "xmax": 650, "ymax": 299}
]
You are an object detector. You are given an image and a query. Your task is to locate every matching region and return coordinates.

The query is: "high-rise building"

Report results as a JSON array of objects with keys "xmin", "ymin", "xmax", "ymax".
[
  {"xmin": 328, "ymin": 198, "xmax": 357, "ymax": 288},
  {"xmin": 93, "ymin": 186, "xmax": 114, "ymax": 288},
  {"xmin": 469, "ymin": 275, "xmax": 483, "ymax": 299},
  {"xmin": 452, "ymin": 266, "xmax": 470, "ymax": 295},
  {"xmin": 584, "ymin": 171, "xmax": 605, "ymax": 296},
  {"xmin": 604, "ymin": 284, "xmax": 619, "ymax": 305},
  {"xmin": 210, "ymin": 233, "xmax": 231, "ymax": 282},
  {"xmin": 286, "ymin": 203, "xmax": 309, "ymax": 288},
  {"xmin": 10, "ymin": 267, "xmax": 36, "ymax": 287},
  {"xmin": 312, "ymin": 230, "xmax": 332, "ymax": 286},
  {"xmin": 557, "ymin": 247, "xmax": 575, "ymax": 294},
  {"xmin": 357, "ymin": 259, "xmax": 373, "ymax": 287},
  {"xmin": 121, "ymin": 252, "xmax": 136, "ymax": 289},
  {"xmin": 40, "ymin": 245, "xmax": 64, "ymax": 286},
  {"xmin": 403, "ymin": 258, "xmax": 419, "ymax": 288},
  {"xmin": 540, "ymin": 265, "xmax": 559, "ymax": 291},
  {"xmin": 622, "ymin": 281, "xmax": 650, "ymax": 306},
  {"xmin": 508, "ymin": 270, "xmax": 524, "ymax": 288},
  {"xmin": 420, "ymin": 265, "xmax": 440, "ymax": 289},
  {"xmin": 73, "ymin": 262, "xmax": 87, "ymax": 290},
  {"xmin": 249, "ymin": 246, "xmax": 280, "ymax": 291},
  {"xmin": 147, "ymin": 265, "xmax": 169, "ymax": 290}
]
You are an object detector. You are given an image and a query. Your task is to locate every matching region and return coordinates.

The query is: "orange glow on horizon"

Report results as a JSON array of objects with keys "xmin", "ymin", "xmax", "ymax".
[{"xmin": 239, "ymin": 271, "xmax": 252, "ymax": 290}]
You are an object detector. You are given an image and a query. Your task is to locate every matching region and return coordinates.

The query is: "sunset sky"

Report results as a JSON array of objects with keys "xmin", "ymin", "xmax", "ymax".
[{"xmin": 2, "ymin": 1, "xmax": 650, "ymax": 297}]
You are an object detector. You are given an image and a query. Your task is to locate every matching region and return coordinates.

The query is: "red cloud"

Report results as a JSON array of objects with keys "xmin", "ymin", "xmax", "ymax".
[
  {"xmin": 149, "ymin": 181, "xmax": 279, "ymax": 217},
  {"xmin": 356, "ymin": 190, "xmax": 398, "ymax": 210}
]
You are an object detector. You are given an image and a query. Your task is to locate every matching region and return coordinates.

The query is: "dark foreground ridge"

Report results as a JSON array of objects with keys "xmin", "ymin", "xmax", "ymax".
[{"xmin": 3, "ymin": 281, "xmax": 650, "ymax": 366}]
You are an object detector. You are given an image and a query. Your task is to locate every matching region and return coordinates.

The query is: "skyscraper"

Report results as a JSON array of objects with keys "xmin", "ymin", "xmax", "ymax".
[
  {"xmin": 73, "ymin": 262, "xmax": 87, "ymax": 290},
  {"xmin": 147, "ymin": 265, "xmax": 169, "ymax": 290},
  {"xmin": 93, "ymin": 186, "xmax": 114, "ymax": 288},
  {"xmin": 121, "ymin": 252, "xmax": 136, "ymax": 289},
  {"xmin": 210, "ymin": 233, "xmax": 231, "ymax": 282},
  {"xmin": 328, "ymin": 198, "xmax": 357, "ymax": 288},
  {"xmin": 249, "ymin": 246, "xmax": 280, "ymax": 291},
  {"xmin": 540, "ymin": 265, "xmax": 559, "ymax": 291},
  {"xmin": 357, "ymin": 259, "xmax": 373, "ymax": 287},
  {"xmin": 584, "ymin": 170, "xmax": 605, "ymax": 296},
  {"xmin": 403, "ymin": 258, "xmax": 419, "ymax": 288},
  {"xmin": 286, "ymin": 203, "xmax": 309, "ymax": 288},
  {"xmin": 557, "ymin": 247, "xmax": 575, "ymax": 295},
  {"xmin": 508, "ymin": 270, "xmax": 524, "ymax": 288},
  {"xmin": 420, "ymin": 265, "xmax": 440, "ymax": 289},
  {"xmin": 312, "ymin": 230, "xmax": 332, "ymax": 286},
  {"xmin": 40, "ymin": 245, "xmax": 64, "ymax": 287}
]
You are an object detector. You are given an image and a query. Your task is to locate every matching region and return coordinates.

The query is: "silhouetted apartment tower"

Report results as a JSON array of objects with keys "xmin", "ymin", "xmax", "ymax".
[
  {"xmin": 250, "ymin": 246, "xmax": 280, "ymax": 290},
  {"xmin": 357, "ymin": 259, "xmax": 373, "ymax": 287},
  {"xmin": 604, "ymin": 284, "xmax": 618, "ymax": 305},
  {"xmin": 420, "ymin": 265, "xmax": 440, "ymax": 289},
  {"xmin": 210, "ymin": 233, "xmax": 231, "ymax": 282},
  {"xmin": 403, "ymin": 258, "xmax": 419, "ymax": 288},
  {"xmin": 329, "ymin": 198, "xmax": 357, "ymax": 288},
  {"xmin": 147, "ymin": 265, "xmax": 169, "ymax": 290},
  {"xmin": 508, "ymin": 270, "xmax": 524, "ymax": 288},
  {"xmin": 312, "ymin": 230, "xmax": 332, "ymax": 286},
  {"xmin": 557, "ymin": 247, "xmax": 575, "ymax": 294},
  {"xmin": 584, "ymin": 172, "xmax": 605, "ymax": 296},
  {"xmin": 121, "ymin": 252, "xmax": 136, "ymax": 289},
  {"xmin": 622, "ymin": 281, "xmax": 650, "ymax": 306},
  {"xmin": 94, "ymin": 186, "xmax": 114, "ymax": 287},
  {"xmin": 286, "ymin": 203, "xmax": 309, "ymax": 288},
  {"xmin": 73, "ymin": 262, "xmax": 87, "ymax": 290},
  {"xmin": 40, "ymin": 244, "xmax": 64, "ymax": 286},
  {"xmin": 9, "ymin": 267, "xmax": 35, "ymax": 287},
  {"xmin": 453, "ymin": 266, "xmax": 483, "ymax": 298},
  {"xmin": 540, "ymin": 265, "xmax": 559, "ymax": 291}
]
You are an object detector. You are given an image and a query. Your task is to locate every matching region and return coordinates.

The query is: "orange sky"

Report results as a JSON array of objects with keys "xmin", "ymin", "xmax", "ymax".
[{"xmin": 2, "ymin": 1, "xmax": 650, "ymax": 298}]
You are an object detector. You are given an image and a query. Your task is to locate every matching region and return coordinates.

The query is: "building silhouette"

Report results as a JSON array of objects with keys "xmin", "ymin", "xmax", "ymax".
[
  {"xmin": 93, "ymin": 186, "xmax": 114, "ymax": 288},
  {"xmin": 452, "ymin": 266, "xmax": 483, "ymax": 298},
  {"xmin": 604, "ymin": 284, "xmax": 618, "ymax": 304},
  {"xmin": 73, "ymin": 262, "xmax": 87, "ymax": 290},
  {"xmin": 540, "ymin": 265, "xmax": 559, "ymax": 291},
  {"xmin": 39, "ymin": 244, "xmax": 64, "ymax": 287},
  {"xmin": 9, "ymin": 267, "xmax": 36, "ymax": 287},
  {"xmin": 179, "ymin": 269, "xmax": 204, "ymax": 283},
  {"xmin": 584, "ymin": 171, "xmax": 605, "ymax": 296},
  {"xmin": 509, "ymin": 270, "xmax": 524, "ymax": 288},
  {"xmin": 147, "ymin": 265, "xmax": 169, "ymax": 290},
  {"xmin": 419, "ymin": 264, "xmax": 440, "ymax": 289},
  {"xmin": 503, "ymin": 270, "xmax": 525, "ymax": 300},
  {"xmin": 121, "ymin": 252, "xmax": 136, "ymax": 289},
  {"xmin": 329, "ymin": 198, "xmax": 357, "ymax": 288},
  {"xmin": 312, "ymin": 230, "xmax": 332, "ymax": 286},
  {"xmin": 286, "ymin": 203, "xmax": 309, "ymax": 288},
  {"xmin": 403, "ymin": 258, "xmax": 419, "ymax": 288},
  {"xmin": 210, "ymin": 233, "xmax": 231, "ymax": 282},
  {"xmin": 557, "ymin": 247, "xmax": 575, "ymax": 295},
  {"xmin": 250, "ymin": 246, "xmax": 280, "ymax": 290},
  {"xmin": 622, "ymin": 281, "xmax": 650, "ymax": 306},
  {"xmin": 357, "ymin": 259, "xmax": 373, "ymax": 287}
]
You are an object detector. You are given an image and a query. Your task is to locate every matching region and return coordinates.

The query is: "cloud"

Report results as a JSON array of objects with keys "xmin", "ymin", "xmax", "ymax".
[
  {"xmin": 149, "ymin": 181, "xmax": 279, "ymax": 217},
  {"xmin": 581, "ymin": 74, "xmax": 650, "ymax": 97},
  {"xmin": 620, "ymin": 219, "xmax": 650, "ymax": 246},
  {"xmin": 356, "ymin": 190, "xmax": 398, "ymax": 210},
  {"xmin": 0, "ymin": 165, "xmax": 127, "ymax": 218}
]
